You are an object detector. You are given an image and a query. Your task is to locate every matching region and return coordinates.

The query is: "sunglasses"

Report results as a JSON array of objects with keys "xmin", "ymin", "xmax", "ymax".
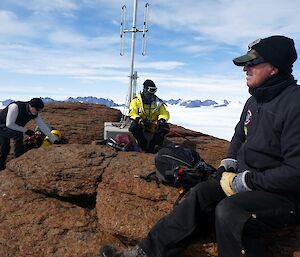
[
  {"xmin": 245, "ymin": 57, "xmax": 265, "ymax": 67},
  {"xmin": 147, "ymin": 86, "xmax": 157, "ymax": 93}
]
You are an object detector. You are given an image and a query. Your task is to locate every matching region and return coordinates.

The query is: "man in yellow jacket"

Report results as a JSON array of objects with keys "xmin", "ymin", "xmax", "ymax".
[{"xmin": 129, "ymin": 79, "xmax": 170, "ymax": 153}]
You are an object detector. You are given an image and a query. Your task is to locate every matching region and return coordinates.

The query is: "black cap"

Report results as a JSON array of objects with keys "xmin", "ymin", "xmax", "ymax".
[
  {"xmin": 233, "ymin": 35, "xmax": 298, "ymax": 74},
  {"xmin": 29, "ymin": 98, "xmax": 44, "ymax": 109}
]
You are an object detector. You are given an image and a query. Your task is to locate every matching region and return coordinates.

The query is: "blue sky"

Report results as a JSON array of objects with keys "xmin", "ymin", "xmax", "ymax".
[{"xmin": 0, "ymin": 0, "xmax": 300, "ymax": 104}]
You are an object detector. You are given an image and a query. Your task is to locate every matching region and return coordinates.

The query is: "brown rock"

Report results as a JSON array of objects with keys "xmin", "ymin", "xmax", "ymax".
[
  {"xmin": 97, "ymin": 152, "xmax": 175, "ymax": 241},
  {"xmin": 265, "ymin": 226, "xmax": 300, "ymax": 257},
  {"xmin": 0, "ymin": 170, "xmax": 122, "ymax": 257},
  {"xmin": 6, "ymin": 144, "xmax": 117, "ymax": 197},
  {"xmin": 294, "ymin": 251, "xmax": 300, "ymax": 257},
  {"xmin": 27, "ymin": 102, "xmax": 122, "ymax": 144},
  {"xmin": 96, "ymin": 151, "xmax": 220, "ymax": 256}
]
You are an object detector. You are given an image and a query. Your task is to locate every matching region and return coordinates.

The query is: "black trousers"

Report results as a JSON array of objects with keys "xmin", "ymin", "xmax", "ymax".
[
  {"xmin": 129, "ymin": 120, "xmax": 169, "ymax": 152},
  {"xmin": 0, "ymin": 127, "xmax": 30, "ymax": 170},
  {"xmin": 139, "ymin": 179, "xmax": 300, "ymax": 257}
]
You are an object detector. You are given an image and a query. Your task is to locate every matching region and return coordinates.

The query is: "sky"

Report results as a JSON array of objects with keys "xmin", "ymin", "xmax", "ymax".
[{"xmin": 0, "ymin": 0, "xmax": 300, "ymax": 104}]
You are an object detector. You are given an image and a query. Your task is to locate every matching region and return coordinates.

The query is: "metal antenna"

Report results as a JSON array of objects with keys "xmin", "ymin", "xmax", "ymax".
[
  {"xmin": 120, "ymin": 5, "xmax": 127, "ymax": 57},
  {"xmin": 142, "ymin": 3, "xmax": 149, "ymax": 56},
  {"xmin": 102, "ymin": 1, "xmax": 149, "ymax": 137},
  {"xmin": 120, "ymin": 0, "xmax": 149, "ymax": 106}
]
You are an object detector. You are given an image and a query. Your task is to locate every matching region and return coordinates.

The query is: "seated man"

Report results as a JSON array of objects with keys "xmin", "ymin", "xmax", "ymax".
[
  {"xmin": 100, "ymin": 35, "xmax": 300, "ymax": 257},
  {"xmin": 129, "ymin": 79, "xmax": 170, "ymax": 153},
  {"xmin": 0, "ymin": 97, "xmax": 57, "ymax": 170}
]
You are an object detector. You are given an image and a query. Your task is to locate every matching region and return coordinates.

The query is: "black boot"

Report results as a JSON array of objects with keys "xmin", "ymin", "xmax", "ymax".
[{"xmin": 99, "ymin": 245, "xmax": 147, "ymax": 257}]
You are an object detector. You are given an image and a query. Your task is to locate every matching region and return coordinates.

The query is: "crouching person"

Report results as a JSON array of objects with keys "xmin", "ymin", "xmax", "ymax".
[
  {"xmin": 0, "ymin": 98, "xmax": 57, "ymax": 170},
  {"xmin": 129, "ymin": 79, "xmax": 170, "ymax": 153},
  {"xmin": 99, "ymin": 35, "xmax": 300, "ymax": 257}
]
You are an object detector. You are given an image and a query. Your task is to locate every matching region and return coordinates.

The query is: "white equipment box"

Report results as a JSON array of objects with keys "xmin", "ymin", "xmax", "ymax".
[{"xmin": 103, "ymin": 121, "xmax": 133, "ymax": 140}]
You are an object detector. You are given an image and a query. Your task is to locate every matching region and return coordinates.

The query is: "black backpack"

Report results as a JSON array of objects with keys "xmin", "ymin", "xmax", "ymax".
[
  {"xmin": 136, "ymin": 143, "xmax": 216, "ymax": 206},
  {"xmin": 155, "ymin": 143, "xmax": 215, "ymax": 187}
]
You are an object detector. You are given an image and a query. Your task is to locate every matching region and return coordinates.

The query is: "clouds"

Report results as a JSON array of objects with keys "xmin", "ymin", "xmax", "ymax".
[
  {"xmin": 150, "ymin": 0, "xmax": 300, "ymax": 44},
  {"xmin": 0, "ymin": 0, "xmax": 299, "ymax": 103},
  {"xmin": 0, "ymin": 10, "xmax": 36, "ymax": 38},
  {"xmin": 6, "ymin": 0, "xmax": 78, "ymax": 13},
  {"xmin": 0, "ymin": 43, "xmax": 125, "ymax": 76}
]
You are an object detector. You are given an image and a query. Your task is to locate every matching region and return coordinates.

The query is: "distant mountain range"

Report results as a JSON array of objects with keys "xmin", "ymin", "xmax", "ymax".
[
  {"xmin": 0, "ymin": 97, "xmax": 119, "ymax": 108},
  {"xmin": 163, "ymin": 99, "xmax": 230, "ymax": 108},
  {"xmin": 0, "ymin": 97, "xmax": 231, "ymax": 108}
]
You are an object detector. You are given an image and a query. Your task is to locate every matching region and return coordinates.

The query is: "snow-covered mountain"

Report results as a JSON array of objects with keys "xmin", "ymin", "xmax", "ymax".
[
  {"xmin": 164, "ymin": 99, "xmax": 230, "ymax": 107},
  {"xmin": 0, "ymin": 96, "xmax": 119, "ymax": 107},
  {"xmin": 0, "ymin": 97, "xmax": 242, "ymax": 113}
]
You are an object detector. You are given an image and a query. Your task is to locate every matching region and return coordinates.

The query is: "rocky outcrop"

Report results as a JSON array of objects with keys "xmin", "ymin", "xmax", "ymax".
[
  {"xmin": 0, "ymin": 170, "xmax": 121, "ymax": 257},
  {"xmin": 7, "ymin": 144, "xmax": 116, "ymax": 197},
  {"xmin": 96, "ymin": 151, "xmax": 218, "ymax": 256},
  {"xmin": 27, "ymin": 102, "xmax": 122, "ymax": 144},
  {"xmin": 0, "ymin": 102, "xmax": 299, "ymax": 257}
]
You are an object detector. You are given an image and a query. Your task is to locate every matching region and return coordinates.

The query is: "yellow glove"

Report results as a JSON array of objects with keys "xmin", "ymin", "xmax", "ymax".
[{"xmin": 220, "ymin": 172, "xmax": 236, "ymax": 196}]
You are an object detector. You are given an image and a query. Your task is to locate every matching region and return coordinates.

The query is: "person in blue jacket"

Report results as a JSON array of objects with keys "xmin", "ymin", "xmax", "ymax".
[
  {"xmin": 100, "ymin": 35, "xmax": 300, "ymax": 257},
  {"xmin": 0, "ymin": 98, "xmax": 57, "ymax": 170}
]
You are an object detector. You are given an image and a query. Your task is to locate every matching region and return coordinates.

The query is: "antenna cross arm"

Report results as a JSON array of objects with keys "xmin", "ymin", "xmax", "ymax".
[{"xmin": 123, "ymin": 28, "xmax": 146, "ymax": 33}]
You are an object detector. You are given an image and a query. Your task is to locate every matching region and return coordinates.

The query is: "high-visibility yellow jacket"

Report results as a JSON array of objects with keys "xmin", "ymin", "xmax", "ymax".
[{"xmin": 129, "ymin": 93, "xmax": 170, "ymax": 122}]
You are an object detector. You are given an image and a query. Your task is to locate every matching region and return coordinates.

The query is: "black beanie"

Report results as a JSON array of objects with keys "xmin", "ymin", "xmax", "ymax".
[
  {"xmin": 143, "ymin": 79, "xmax": 156, "ymax": 90},
  {"xmin": 253, "ymin": 36, "xmax": 297, "ymax": 74},
  {"xmin": 29, "ymin": 98, "xmax": 44, "ymax": 109},
  {"xmin": 234, "ymin": 35, "xmax": 297, "ymax": 74}
]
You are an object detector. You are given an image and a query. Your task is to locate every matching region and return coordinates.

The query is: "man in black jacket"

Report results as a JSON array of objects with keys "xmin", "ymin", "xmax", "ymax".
[
  {"xmin": 99, "ymin": 35, "xmax": 300, "ymax": 257},
  {"xmin": 0, "ymin": 98, "xmax": 57, "ymax": 170}
]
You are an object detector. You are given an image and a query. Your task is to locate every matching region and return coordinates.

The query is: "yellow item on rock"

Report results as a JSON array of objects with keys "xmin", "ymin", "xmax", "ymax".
[
  {"xmin": 50, "ymin": 129, "xmax": 62, "ymax": 140},
  {"xmin": 41, "ymin": 138, "xmax": 52, "ymax": 147},
  {"xmin": 41, "ymin": 129, "xmax": 62, "ymax": 147}
]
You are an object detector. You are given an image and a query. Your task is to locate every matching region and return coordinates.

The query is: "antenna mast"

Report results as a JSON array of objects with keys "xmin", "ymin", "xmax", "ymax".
[
  {"xmin": 103, "ymin": 0, "xmax": 149, "ymax": 139},
  {"xmin": 120, "ymin": 0, "xmax": 149, "ymax": 106}
]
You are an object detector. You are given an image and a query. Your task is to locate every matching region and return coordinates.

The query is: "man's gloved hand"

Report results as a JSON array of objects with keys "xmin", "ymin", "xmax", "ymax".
[
  {"xmin": 220, "ymin": 172, "xmax": 236, "ymax": 196},
  {"xmin": 137, "ymin": 118, "xmax": 152, "ymax": 129},
  {"xmin": 220, "ymin": 171, "xmax": 252, "ymax": 196},
  {"xmin": 232, "ymin": 170, "xmax": 252, "ymax": 193},
  {"xmin": 144, "ymin": 119, "xmax": 153, "ymax": 130},
  {"xmin": 25, "ymin": 129, "xmax": 35, "ymax": 136},
  {"xmin": 216, "ymin": 158, "xmax": 237, "ymax": 179},
  {"xmin": 219, "ymin": 158, "xmax": 237, "ymax": 171},
  {"xmin": 156, "ymin": 118, "xmax": 167, "ymax": 132},
  {"xmin": 136, "ymin": 117, "xmax": 145, "ymax": 127}
]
